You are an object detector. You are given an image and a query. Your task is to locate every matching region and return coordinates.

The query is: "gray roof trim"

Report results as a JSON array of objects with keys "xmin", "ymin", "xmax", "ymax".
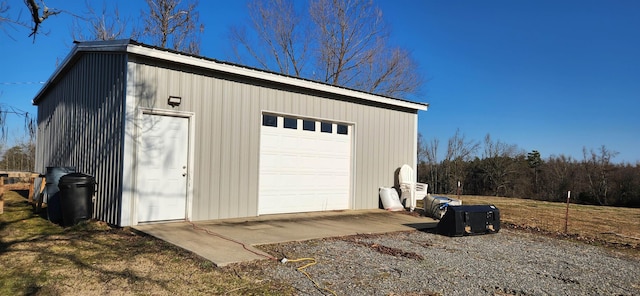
[
  {"xmin": 32, "ymin": 40, "xmax": 131, "ymax": 105},
  {"xmin": 34, "ymin": 40, "xmax": 429, "ymax": 111}
]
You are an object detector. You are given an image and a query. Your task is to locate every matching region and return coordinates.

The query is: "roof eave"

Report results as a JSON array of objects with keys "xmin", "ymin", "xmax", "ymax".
[
  {"xmin": 125, "ymin": 43, "xmax": 428, "ymax": 111},
  {"xmin": 32, "ymin": 40, "xmax": 132, "ymax": 105},
  {"xmin": 34, "ymin": 39, "xmax": 429, "ymax": 111}
]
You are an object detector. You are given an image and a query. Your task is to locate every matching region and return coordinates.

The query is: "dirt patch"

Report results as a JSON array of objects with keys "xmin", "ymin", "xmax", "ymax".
[{"xmin": 340, "ymin": 234, "xmax": 424, "ymax": 260}]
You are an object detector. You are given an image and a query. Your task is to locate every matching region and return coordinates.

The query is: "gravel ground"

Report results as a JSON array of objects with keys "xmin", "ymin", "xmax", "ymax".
[{"xmin": 251, "ymin": 228, "xmax": 640, "ymax": 296}]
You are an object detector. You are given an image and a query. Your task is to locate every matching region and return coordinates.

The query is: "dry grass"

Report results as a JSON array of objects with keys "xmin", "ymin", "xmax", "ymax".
[
  {"xmin": 2, "ymin": 189, "xmax": 639, "ymax": 295},
  {"xmin": 0, "ymin": 190, "xmax": 292, "ymax": 296},
  {"xmin": 447, "ymin": 195, "xmax": 640, "ymax": 253}
]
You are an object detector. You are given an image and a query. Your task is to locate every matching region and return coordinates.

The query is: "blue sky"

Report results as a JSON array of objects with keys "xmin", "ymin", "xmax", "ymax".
[{"xmin": 1, "ymin": 0, "xmax": 639, "ymax": 163}]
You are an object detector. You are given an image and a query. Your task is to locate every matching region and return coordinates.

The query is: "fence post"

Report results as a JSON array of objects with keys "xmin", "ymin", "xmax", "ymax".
[
  {"xmin": 564, "ymin": 191, "xmax": 571, "ymax": 233},
  {"xmin": 0, "ymin": 174, "xmax": 5, "ymax": 215}
]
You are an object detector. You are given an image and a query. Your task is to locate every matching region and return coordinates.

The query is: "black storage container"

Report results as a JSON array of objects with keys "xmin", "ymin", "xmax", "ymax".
[
  {"xmin": 58, "ymin": 173, "xmax": 95, "ymax": 226},
  {"xmin": 45, "ymin": 167, "xmax": 76, "ymax": 224},
  {"xmin": 437, "ymin": 205, "xmax": 500, "ymax": 236}
]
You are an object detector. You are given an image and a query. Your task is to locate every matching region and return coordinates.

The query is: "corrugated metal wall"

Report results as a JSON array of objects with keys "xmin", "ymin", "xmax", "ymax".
[
  {"xmin": 128, "ymin": 57, "xmax": 417, "ymax": 221},
  {"xmin": 36, "ymin": 53, "xmax": 127, "ymax": 225}
]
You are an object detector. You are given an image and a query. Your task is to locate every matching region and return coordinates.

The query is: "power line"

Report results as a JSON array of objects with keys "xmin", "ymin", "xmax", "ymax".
[
  {"xmin": 0, "ymin": 105, "xmax": 31, "ymax": 116},
  {"xmin": 0, "ymin": 82, "xmax": 45, "ymax": 85}
]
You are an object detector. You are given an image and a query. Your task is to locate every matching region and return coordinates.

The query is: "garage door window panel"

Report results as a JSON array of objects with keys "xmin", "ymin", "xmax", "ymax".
[
  {"xmin": 337, "ymin": 124, "xmax": 348, "ymax": 135},
  {"xmin": 284, "ymin": 117, "xmax": 297, "ymax": 129},
  {"xmin": 263, "ymin": 114, "xmax": 278, "ymax": 127},
  {"xmin": 303, "ymin": 120, "xmax": 316, "ymax": 131},
  {"xmin": 321, "ymin": 122, "xmax": 332, "ymax": 133}
]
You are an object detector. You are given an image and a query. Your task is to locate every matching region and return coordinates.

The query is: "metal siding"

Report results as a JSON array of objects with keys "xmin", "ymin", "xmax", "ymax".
[
  {"xmin": 124, "ymin": 57, "xmax": 417, "ymax": 221},
  {"xmin": 35, "ymin": 53, "xmax": 126, "ymax": 226},
  {"xmin": 208, "ymin": 79, "xmax": 224, "ymax": 219},
  {"xmin": 247, "ymin": 86, "xmax": 260, "ymax": 216},
  {"xmin": 227, "ymin": 83, "xmax": 241, "ymax": 217},
  {"xmin": 359, "ymin": 107, "xmax": 374, "ymax": 209},
  {"xmin": 36, "ymin": 46, "xmax": 417, "ymax": 225},
  {"xmin": 192, "ymin": 74, "xmax": 209, "ymax": 219},
  {"xmin": 218, "ymin": 80, "xmax": 232, "ymax": 217}
]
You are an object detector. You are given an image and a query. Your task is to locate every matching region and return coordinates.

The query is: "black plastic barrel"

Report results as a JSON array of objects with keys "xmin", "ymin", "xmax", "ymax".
[
  {"xmin": 58, "ymin": 173, "xmax": 95, "ymax": 227},
  {"xmin": 45, "ymin": 167, "xmax": 76, "ymax": 224}
]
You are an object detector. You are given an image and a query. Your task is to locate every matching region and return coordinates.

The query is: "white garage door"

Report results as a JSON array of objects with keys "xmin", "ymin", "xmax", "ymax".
[{"xmin": 258, "ymin": 114, "xmax": 352, "ymax": 215}]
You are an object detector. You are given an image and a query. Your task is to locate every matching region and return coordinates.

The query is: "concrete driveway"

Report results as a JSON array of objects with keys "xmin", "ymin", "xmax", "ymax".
[{"xmin": 133, "ymin": 209, "xmax": 437, "ymax": 266}]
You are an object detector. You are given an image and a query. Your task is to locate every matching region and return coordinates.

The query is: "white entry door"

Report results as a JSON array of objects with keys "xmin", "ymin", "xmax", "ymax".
[{"xmin": 137, "ymin": 114, "xmax": 189, "ymax": 222}]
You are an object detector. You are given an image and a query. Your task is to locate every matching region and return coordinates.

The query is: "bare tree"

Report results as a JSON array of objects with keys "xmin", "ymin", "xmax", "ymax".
[
  {"xmin": 445, "ymin": 129, "xmax": 479, "ymax": 162},
  {"xmin": 0, "ymin": 1, "xmax": 10, "ymax": 26},
  {"xmin": 0, "ymin": 139, "xmax": 35, "ymax": 171},
  {"xmin": 582, "ymin": 145, "xmax": 619, "ymax": 205},
  {"xmin": 141, "ymin": 0, "xmax": 202, "ymax": 54},
  {"xmin": 0, "ymin": 104, "xmax": 34, "ymax": 143},
  {"xmin": 417, "ymin": 133, "xmax": 426, "ymax": 164},
  {"xmin": 309, "ymin": 0, "xmax": 383, "ymax": 85},
  {"xmin": 230, "ymin": 0, "xmax": 423, "ymax": 98},
  {"xmin": 0, "ymin": 0, "xmax": 56, "ymax": 39},
  {"xmin": 480, "ymin": 134, "xmax": 522, "ymax": 196},
  {"xmin": 417, "ymin": 134, "xmax": 441, "ymax": 192},
  {"xmin": 542, "ymin": 154, "xmax": 577, "ymax": 201},
  {"xmin": 353, "ymin": 46, "xmax": 422, "ymax": 98},
  {"xmin": 230, "ymin": 0, "xmax": 309, "ymax": 77},
  {"xmin": 443, "ymin": 128, "xmax": 479, "ymax": 194},
  {"xmin": 72, "ymin": 2, "xmax": 138, "ymax": 41},
  {"xmin": 0, "ymin": 105, "xmax": 7, "ymax": 142},
  {"xmin": 24, "ymin": 0, "xmax": 61, "ymax": 38},
  {"xmin": 309, "ymin": 0, "xmax": 421, "ymax": 97}
]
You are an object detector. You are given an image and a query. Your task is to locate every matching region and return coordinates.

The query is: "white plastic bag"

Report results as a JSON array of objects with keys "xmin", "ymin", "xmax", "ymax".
[{"xmin": 379, "ymin": 187, "xmax": 404, "ymax": 211}]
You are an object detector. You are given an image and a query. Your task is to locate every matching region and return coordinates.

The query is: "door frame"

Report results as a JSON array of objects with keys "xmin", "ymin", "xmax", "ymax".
[{"xmin": 133, "ymin": 108, "xmax": 195, "ymax": 225}]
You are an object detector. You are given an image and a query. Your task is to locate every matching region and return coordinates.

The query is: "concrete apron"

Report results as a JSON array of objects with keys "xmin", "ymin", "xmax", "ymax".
[{"xmin": 133, "ymin": 209, "xmax": 438, "ymax": 267}]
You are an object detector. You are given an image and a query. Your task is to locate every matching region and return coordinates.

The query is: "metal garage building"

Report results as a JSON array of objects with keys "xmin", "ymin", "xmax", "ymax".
[{"xmin": 33, "ymin": 40, "xmax": 428, "ymax": 227}]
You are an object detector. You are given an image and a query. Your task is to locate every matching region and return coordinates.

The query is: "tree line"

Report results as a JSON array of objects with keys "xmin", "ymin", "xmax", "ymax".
[
  {"xmin": 0, "ymin": 141, "xmax": 34, "ymax": 172},
  {"xmin": 417, "ymin": 130, "xmax": 640, "ymax": 208}
]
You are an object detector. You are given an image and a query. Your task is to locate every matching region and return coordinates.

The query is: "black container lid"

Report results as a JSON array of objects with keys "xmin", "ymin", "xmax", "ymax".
[{"xmin": 59, "ymin": 173, "xmax": 95, "ymax": 184}]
